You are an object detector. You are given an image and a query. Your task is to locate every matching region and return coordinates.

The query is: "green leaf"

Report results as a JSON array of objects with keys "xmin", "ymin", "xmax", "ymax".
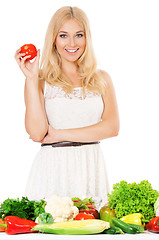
[
  {"xmin": 72, "ymin": 197, "xmax": 96, "ymax": 210},
  {"xmin": 38, "ymin": 213, "xmax": 54, "ymax": 224}
]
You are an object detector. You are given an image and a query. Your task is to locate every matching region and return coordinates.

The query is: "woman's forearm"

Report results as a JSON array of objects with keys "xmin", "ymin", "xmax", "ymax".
[
  {"xmin": 56, "ymin": 119, "xmax": 119, "ymax": 143},
  {"xmin": 24, "ymin": 78, "xmax": 48, "ymax": 141}
]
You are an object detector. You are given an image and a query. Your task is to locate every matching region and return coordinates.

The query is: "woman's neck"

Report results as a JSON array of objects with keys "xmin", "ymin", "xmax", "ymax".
[
  {"xmin": 61, "ymin": 59, "xmax": 78, "ymax": 74},
  {"xmin": 61, "ymin": 61, "xmax": 81, "ymax": 86}
]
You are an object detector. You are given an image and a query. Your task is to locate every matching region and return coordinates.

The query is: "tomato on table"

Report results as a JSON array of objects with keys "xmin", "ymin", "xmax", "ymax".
[
  {"xmin": 75, "ymin": 213, "xmax": 95, "ymax": 220},
  {"xmin": 20, "ymin": 44, "xmax": 37, "ymax": 60},
  {"xmin": 79, "ymin": 208, "xmax": 100, "ymax": 219}
]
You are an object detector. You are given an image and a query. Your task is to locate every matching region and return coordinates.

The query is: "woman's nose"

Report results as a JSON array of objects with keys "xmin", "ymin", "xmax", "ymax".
[{"xmin": 69, "ymin": 37, "xmax": 76, "ymax": 47}]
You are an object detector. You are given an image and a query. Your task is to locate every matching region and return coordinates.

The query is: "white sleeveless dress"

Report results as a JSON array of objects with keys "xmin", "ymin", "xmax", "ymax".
[{"xmin": 25, "ymin": 82, "xmax": 109, "ymax": 206}]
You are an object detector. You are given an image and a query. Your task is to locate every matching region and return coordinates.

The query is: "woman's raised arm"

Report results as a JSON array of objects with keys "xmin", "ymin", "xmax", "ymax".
[{"xmin": 15, "ymin": 48, "xmax": 48, "ymax": 141}]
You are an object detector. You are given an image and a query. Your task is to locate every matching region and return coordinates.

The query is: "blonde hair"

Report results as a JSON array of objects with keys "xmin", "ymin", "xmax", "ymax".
[{"xmin": 39, "ymin": 6, "xmax": 107, "ymax": 96}]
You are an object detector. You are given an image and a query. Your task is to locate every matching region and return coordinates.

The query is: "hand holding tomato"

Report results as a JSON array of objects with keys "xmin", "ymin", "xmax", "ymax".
[
  {"xmin": 20, "ymin": 44, "xmax": 37, "ymax": 61},
  {"xmin": 14, "ymin": 43, "xmax": 40, "ymax": 81}
]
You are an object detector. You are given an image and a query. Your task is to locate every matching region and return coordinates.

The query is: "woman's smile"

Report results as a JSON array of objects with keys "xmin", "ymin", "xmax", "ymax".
[{"xmin": 65, "ymin": 48, "xmax": 79, "ymax": 54}]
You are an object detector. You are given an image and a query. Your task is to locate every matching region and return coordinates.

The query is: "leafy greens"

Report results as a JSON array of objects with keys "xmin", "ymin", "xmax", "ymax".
[
  {"xmin": 107, "ymin": 180, "xmax": 159, "ymax": 221},
  {"xmin": 0, "ymin": 196, "xmax": 45, "ymax": 221}
]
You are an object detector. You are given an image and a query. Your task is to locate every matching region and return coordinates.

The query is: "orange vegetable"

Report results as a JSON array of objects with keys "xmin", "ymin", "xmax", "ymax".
[{"xmin": 0, "ymin": 219, "xmax": 5, "ymax": 232}]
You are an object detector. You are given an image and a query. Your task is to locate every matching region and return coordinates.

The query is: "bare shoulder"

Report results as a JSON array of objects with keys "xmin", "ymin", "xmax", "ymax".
[
  {"xmin": 97, "ymin": 69, "xmax": 115, "ymax": 98},
  {"xmin": 97, "ymin": 69, "xmax": 113, "ymax": 86}
]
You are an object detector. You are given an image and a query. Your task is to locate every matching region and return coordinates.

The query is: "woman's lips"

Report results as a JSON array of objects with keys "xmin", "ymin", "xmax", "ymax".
[{"xmin": 65, "ymin": 48, "xmax": 79, "ymax": 54}]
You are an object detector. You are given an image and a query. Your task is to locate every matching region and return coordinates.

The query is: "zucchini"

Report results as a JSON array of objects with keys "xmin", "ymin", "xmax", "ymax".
[
  {"xmin": 112, "ymin": 218, "xmax": 137, "ymax": 234},
  {"xmin": 103, "ymin": 226, "xmax": 123, "ymax": 234},
  {"xmin": 128, "ymin": 223, "xmax": 145, "ymax": 233}
]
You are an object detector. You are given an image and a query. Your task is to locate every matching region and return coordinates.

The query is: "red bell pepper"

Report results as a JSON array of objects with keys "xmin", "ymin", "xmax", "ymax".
[
  {"xmin": 0, "ymin": 216, "xmax": 37, "ymax": 235},
  {"xmin": 146, "ymin": 217, "xmax": 159, "ymax": 233}
]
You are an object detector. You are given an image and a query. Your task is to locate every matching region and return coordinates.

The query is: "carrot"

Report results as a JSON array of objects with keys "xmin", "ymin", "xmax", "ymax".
[{"xmin": 0, "ymin": 219, "xmax": 5, "ymax": 232}]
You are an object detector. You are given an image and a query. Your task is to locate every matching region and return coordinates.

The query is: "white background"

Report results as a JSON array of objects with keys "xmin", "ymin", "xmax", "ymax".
[{"xmin": 0, "ymin": 0, "xmax": 159, "ymax": 203}]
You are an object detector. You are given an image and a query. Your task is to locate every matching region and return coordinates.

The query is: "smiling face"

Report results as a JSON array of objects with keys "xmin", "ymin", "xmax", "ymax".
[{"xmin": 55, "ymin": 19, "xmax": 86, "ymax": 64}]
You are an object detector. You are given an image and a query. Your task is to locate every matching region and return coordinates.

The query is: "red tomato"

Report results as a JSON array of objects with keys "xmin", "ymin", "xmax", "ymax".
[
  {"xmin": 20, "ymin": 44, "xmax": 37, "ymax": 60},
  {"xmin": 79, "ymin": 209, "xmax": 100, "ymax": 219},
  {"xmin": 75, "ymin": 213, "xmax": 95, "ymax": 220}
]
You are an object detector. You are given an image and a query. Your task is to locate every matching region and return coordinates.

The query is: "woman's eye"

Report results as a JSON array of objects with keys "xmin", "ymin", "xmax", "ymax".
[
  {"xmin": 76, "ymin": 34, "xmax": 84, "ymax": 38},
  {"xmin": 59, "ymin": 34, "xmax": 67, "ymax": 38}
]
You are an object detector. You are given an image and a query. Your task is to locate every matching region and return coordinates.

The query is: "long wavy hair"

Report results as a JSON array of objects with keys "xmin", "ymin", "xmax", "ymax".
[{"xmin": 39, "ymin": 6, "xmax": 107, "ymax": 96}]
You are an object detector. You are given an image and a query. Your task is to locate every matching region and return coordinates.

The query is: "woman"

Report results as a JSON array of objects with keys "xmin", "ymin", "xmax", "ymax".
[{"xmin": 14, "ymin": 6, "xmax": 119, "ymax": 205}]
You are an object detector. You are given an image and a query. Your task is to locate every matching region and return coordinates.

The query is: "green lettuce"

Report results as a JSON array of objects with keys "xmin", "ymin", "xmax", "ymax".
[{"xmin": 107, "ymin": 180, "xmax": 159, "ymax": 221}]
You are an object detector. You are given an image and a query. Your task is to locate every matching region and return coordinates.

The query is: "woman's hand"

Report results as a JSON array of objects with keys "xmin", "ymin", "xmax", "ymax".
[
  {"xmin": 41, "ymin": 125, "xmax": 62, "ymax": 144},
  {"xmin": 14, "ymin": 48, "xmax": 40, "ymax": 80}
]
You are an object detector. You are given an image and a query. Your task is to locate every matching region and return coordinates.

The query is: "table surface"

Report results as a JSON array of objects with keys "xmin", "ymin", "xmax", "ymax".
[{"xmin": 0, "ymin": 232, "xmax": 159, "ymax": 240}]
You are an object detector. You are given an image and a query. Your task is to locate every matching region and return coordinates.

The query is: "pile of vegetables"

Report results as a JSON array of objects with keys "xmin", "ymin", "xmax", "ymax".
[
  {"xmin": 107, "ymin": 180, "xmax": 159, "ymax": 221},
  {"xmin": 1, "ymin": 179, "xmax": 159, "ymax": 235},
  {"xmin": 0, "ymin": 196, "xmax": 108, "ymax": 235},
  {"xmin": 98, "ymin": 180, "xmax": 159, "ymax": 234}
]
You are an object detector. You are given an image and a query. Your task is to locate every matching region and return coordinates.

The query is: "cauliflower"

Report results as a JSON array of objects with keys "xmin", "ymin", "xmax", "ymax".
[{"xmin": 44, "ymin": 195, "xmax": 79, "ymax": 222}]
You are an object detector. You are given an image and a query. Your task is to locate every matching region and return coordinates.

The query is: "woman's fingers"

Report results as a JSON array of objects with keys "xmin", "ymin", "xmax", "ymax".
[
  {"xmin": 21, "ymin": 54, "xmax": 31, "ymax": 66},
  {"xmin": 14, "ymin": 49, "xmax": 27, "ymax": 66},
  {"xmin": 14, "ymin": 49, "xmax": 22, "ymax": 65},
  {"xmin": 14, "ymin": 50, "xmax": 31, "ymax": 77},
  {"xmin": 14, "ymin": 48, "xmax": 21, "ymax": 57},
  {"xmin": 15, "ymin": 49, "xmax": 31, "ymax": 67}
]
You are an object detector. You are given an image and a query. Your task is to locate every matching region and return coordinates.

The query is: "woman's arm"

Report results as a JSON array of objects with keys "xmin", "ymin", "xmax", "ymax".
[
  {"xmin": 41, "ymin": 71, "xmax": 119, "ymax": 143},
  {"xmin": 24, "ymin": 78, "xmax": 49, "ymax": 142},
  {"xmin": 14, "ymin": 48, "xmax": 48, "ymax": 142}
]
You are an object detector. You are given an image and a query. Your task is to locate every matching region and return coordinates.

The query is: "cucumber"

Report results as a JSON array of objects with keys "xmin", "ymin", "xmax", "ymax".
[
  {"xmin": 112, "ymin": 218, "xmax": 137, "ymax": 234},
  {"xmin": 128, "ymin": 223, "xmax": 145, "ymax": 233},
  {"xmin": 103, "ymin": 226, "xmax": 123, "ymax": 234}
]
